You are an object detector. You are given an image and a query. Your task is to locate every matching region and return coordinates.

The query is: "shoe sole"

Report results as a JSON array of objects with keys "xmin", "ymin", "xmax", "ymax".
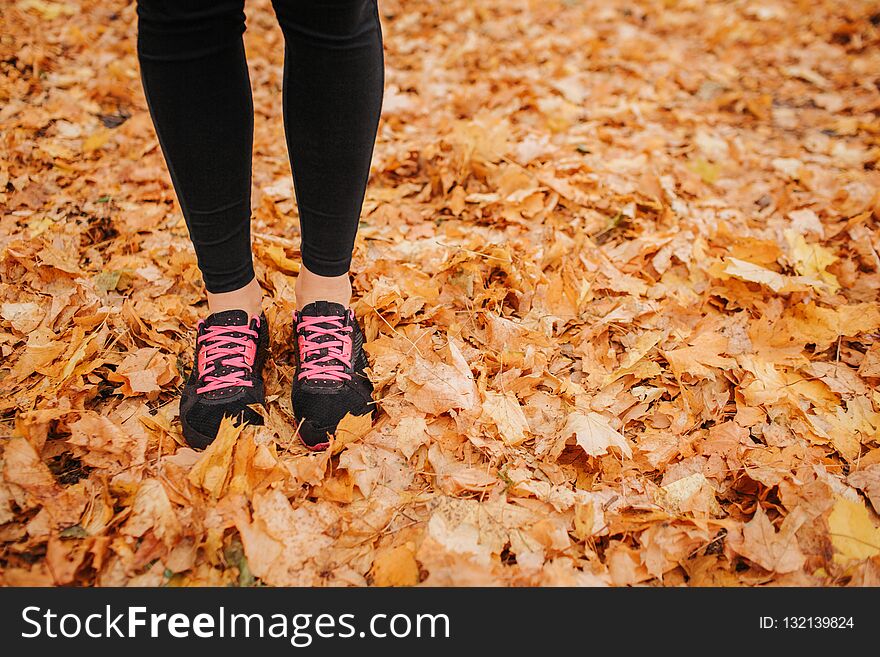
[
  {"xmin": 181, "ymin": 414, "xmax": 216, "ymax": 450},
  {"xmin": 181, "ymin": 409, "xmax": 264, "ymax": 450},
  {"xmin": 296, "ymin": 417, "xmax": 333, "ymax": 452}
]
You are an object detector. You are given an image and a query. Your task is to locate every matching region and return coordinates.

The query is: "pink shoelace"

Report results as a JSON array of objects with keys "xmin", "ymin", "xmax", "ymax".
[
  {"xmin": 297, "ymin": 314, "xmax": 353, "ymax": 382},
  {"xmin": 195, "ymin": 321, "xmax": 259, "ymax": 393}
]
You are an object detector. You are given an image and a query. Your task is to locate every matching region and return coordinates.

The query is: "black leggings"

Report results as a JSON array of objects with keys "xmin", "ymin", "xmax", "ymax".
[{"xmin": 136, "ymin": 0, "xmax": 384, "ymax": 293}]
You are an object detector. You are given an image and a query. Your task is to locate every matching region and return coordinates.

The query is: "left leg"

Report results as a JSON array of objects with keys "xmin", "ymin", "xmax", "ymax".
[
  {"xmin": 270, "ymin": 0, "xmax": 384, "ymax": 309},
  {"xmin": 270, "ymin": 0, "xmax": 384, "ymax": 449}
]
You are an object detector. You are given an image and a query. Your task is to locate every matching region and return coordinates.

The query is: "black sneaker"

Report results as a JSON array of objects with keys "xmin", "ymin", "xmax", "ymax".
[
  {"xmin": 180, "ymin": 310, "xmax": 269, "ymax": 449},
  {"xmin": 291, "ymin": 301, "xmax": 375, "ymax": 451}
]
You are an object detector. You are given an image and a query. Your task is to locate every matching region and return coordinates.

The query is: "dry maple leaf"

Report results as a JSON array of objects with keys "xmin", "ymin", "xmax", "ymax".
[
  {"xmin": 784, "ymin": 229, "xmax": 839, "ymax": 292},
  {"xmin": 479, "ymin": 390, "xmax": 530, "ymax": 446},
  {"xmin": 106, "ymin": 346, "xmax": 179, "ymax": 398},
  {"xmin": 858, "ymin": 343, "xmax": 880, "ymax": 378},
  {"xmin": 403, "ymin": 355, "xmax": 479, "ymax": 415},
  {"xmin": 560, "ymin": 411, "xmax": 632, "ymax": 459},
  {"xmin": 827, "ymin": 497, "xmax": 880, "ymax": 565},
  {"xmin": 122, "ymin": 478, "xmax": 181, "ymax": 548},
  {"xmin": 655, "ymin": 473, "xmax": 722, "ymax": 517},
  {"xmin": 393, "ymin": 414, "xmax": 430, "ymax": 460},
  {"xmin": 338, "ymin": 442, "xmax": 412, "ymax": 497},
  {"xmin": 329, "ymin": 411, "xmax": 375, "ymax": 455},
  {"xmin": 427, "ymin": 444, "xmax": 497, "ymax": 495},
  {"xmin": 1, "ymin": 436, "xmax": 87, "ymax": 533},
  {"xmin": 67, "ymin": 412, "xmax": 147, "ymax": 474},
  {"xmin": 1, "ymin": 301, "xmax": 44, "ymax": 333},
  {"xmin": 234, "ymin": 489, "xmax": 336, "ymax": 586},
  {"xmin": 187, "ymin": 417, "xmax": 244, "ymax": 499},
  {"xmin": 847, "ymin": 465, "xmax": 880, "ymax": 515},
  {"xmin": 727, "ymin": 507, "xmax": 807, "ymax": 574}
]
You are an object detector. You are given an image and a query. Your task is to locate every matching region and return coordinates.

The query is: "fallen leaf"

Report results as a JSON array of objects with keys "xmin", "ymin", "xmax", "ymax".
[
  {"xmin": 404, "ymin": 355, "xmax": 479, "ymax": 415},
  {"xmin": 330, "ymin": 411, "xmax": 374, "ymax": 455},
  {"xmin": 371, "ymin": 544, "xmax": 420, "ymax": 586},
  {"xmin": 728, "ymin": 507, "xmax": 806, "ymax": 574},
  {"xmin": 428, "ymin": 444, "xmax": 497, "ymax": 494},
  {"xmin": 107, "ymin": 347, "xmax": 179, "ymax": 397},
  {"xmin": 827, "ymin": 497, "xmax": 880, "ymax": 565},
  {"xmin": 394, "ymin": 415, "xmax": 430, "ymax": 459},
  {"xmin": 561, "ymin": 412, "xmax": 632, "ymax": 459},
  {"xmin": 122, "ymin": 478, "xmax": 181, "ymax": 547},
  {"xmin": 480, "ymin": 390, "xmax": 530, "ymax": 445},
  {"xmin": 847, "ymin": 465, "xmax": 880, "ymax": 514},
  {"xmin": 187, "ymin": 417, "xmax": 244, "ymax": 498},
  {"xmin": 656, "ymin": 473, "xmax": 722, "ymax": 517}
]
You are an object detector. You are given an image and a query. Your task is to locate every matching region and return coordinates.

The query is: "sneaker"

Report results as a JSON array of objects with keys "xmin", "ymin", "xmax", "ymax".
[
  {"xmin": 291, "ymin": 301, "xmax": 375, "ymax": 451},
  {"xmin": 180, "ymin": 310, "xmax": 269, "ymax": 449}
]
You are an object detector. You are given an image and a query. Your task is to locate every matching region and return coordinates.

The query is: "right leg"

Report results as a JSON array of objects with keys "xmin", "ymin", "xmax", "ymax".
[
  {"xmin": 136, "ymin": 0, "xmax": 261, "ymax": 317},
  {"xmin": 137, "ymin": 1, "xmax": 267, "ymax": 448}
]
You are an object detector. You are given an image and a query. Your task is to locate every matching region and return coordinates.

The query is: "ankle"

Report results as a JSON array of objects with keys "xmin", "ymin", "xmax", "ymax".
[
  {"xmin": 295, "ymin": 266, "xmax": 352, "ymax": 310},
  {"xmin": 206, "ymin": 278, "xmax": 264, "ymax": 318}
]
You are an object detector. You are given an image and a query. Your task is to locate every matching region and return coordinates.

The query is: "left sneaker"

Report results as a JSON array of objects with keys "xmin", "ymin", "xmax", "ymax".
[
  {"xmin": 291, "ymin": 301, "xmax": 375, "ymax": 451},
  {"xmin": 179, "ymin": 310, "xmax": 269, "ymax": 449}
]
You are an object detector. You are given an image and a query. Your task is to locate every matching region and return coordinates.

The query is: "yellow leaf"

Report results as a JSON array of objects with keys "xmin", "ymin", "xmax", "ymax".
[
  {"xmin": 371, "ymin": 544, "xmax": 420, "ymax": 586},
  {"xmin": 82, "ymin": 129, "xmax": 112, "ymax": 153},
  {"xmin": 187, "ymin": 417, "xmax": 244, "ymax": 498},
  {"xmin": 605, "ymin": 330, "xmax": 665, "ymax": 384},
  {"xmin": 59, "ymin": 329, "xmax": 97, "ymax": 381},
  {"xmin": 728, "ymin": 507, "xmax": 806, "ymax": 574},
  {"xmin": 394, "ymin": 415, "xmax": 430, "ymax": 460},
  {"xmin": 122, "ymin": 479, "xmax": 181, "ymax": 547},
  {"xmin": 828, "ymin": 497, "xmax": 880, "ymax": 564},
  {"xmin": 688, "ymin": 157, "xmax": 719, "ymax": 184},
  {"xmin": 785, "ymin": 229, "xmax": 839, "ymax": 292},
  {"xmin": 264, "ymin": 245, "xmax": 300, "ymax": 273},
  {"xmin": 663, "ymin": 331, "xmax": 737, "ymax": 380},
  {"xmin": 18, "ymin": 0, "xmax": 76, "ymax": 20},
  {"xmin": 330, "ymin": 411, "xmax": 374, "ymax": 454}
]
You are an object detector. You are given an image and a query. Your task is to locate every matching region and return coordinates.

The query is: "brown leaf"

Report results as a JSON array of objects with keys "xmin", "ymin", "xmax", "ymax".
[
  {"xmin": 106, "ymin": 347, "xmax": 179, "ymax": 398},
  {"xmin": 561, "ymin": 412, "xmax": 632, "ymax": 459},
  {"xmin": 428, "ymin": 444, "xmax": 497, "ymax": 495},
  {"xmin": 728, "ymin": 507, "xmax": 806, "ymax": 574},
  {"xmin": 404, "ymin": 355, "xmax": 479, "ymax": 415},
  {"xmin": 2, "ymin": 436, "xmax": 86, "ymax": 532},
  {"xmin": 234, "ymin": 490, "xmax": 335, "ymax": 586},
  {"xmin": 122, "ymin": 478, "xmax": 181, "ymax": 547},
  {"xmin": 479, "ymin": 390, "xmax": 530, "ymax": 445},
  {"xmin": 67, "ymin": 412, "xmax": 147, "ymax": 474},
  {"xmin": 848, "ymin": 465, "xmax": 880, "ymax": 515}
]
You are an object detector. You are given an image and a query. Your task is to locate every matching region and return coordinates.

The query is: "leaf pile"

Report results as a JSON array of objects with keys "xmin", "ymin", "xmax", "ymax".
[{"xmin": 1, "ymin": 0, "xmax": 879, "ymax": 586}]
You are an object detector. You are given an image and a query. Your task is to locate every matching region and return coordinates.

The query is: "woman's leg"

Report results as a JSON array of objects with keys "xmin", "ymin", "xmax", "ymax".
[
  {"xmin": 137, "ymin": 0, "xmax": 268, "ymax": 449},
  {"xmin": 270, "ymin": 0, "xmax": 384, "ymax": 309},
  {"xmin": 136, "ymin": 0, "xmax": 262, "ymax": 317},
  {"xmin": 271, "ymin": 0, "xmax": 384, "ymax": 449}
]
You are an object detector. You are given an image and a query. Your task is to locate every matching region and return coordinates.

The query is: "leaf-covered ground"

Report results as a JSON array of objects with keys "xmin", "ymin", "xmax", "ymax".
[{"xmin": 2, "ymin": 0, "xmax": 879, "ymax": 586}]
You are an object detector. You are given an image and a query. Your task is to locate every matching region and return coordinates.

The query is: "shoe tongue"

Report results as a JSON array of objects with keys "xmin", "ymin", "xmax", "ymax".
[
  {"xmin": 300, "ymin": 301, "xmax": 347, "ymax": 319},
  {"xmin": 298, "ymin": 302, "xmax": 350, "ymax": 371},
  {"xmin": 204, "ymin": 309, "xmax": 251, "ymax": 328}
]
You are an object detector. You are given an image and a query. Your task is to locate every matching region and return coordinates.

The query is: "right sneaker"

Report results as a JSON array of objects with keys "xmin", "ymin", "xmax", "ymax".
[
  {"xmin": 291, "ymin": 301, "xmax": 375, "ymax": 451},
  {"xmin": 179, "ymin": 310, "xmax": 269, "ymax": 449}
]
